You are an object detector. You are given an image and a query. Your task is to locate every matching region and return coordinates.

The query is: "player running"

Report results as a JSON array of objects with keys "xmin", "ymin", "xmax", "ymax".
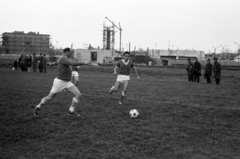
[
  {"xmin": 32, "ymin": 47, "xmax": 91, "ymax": 116},
  {"xmin": 109, "ymin": 51, "xmax": 140, "ymax": 105}
]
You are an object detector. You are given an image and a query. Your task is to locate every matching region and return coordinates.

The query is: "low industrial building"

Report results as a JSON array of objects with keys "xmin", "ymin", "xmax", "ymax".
[{"xmin": 74, "ymin": 49, "xmax": 120, "ymax": 63}]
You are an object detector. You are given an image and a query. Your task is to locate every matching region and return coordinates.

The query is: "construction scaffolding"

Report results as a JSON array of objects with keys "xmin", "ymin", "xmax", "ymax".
[{"xmin": 103, "ymin": 22, "xmax": 115, "ymax": 50}]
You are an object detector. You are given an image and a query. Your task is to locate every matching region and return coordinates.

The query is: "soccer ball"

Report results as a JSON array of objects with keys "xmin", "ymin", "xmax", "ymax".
[{"xmin": 129, "ymin": 109, "xmax": 139, "ymax": 118}]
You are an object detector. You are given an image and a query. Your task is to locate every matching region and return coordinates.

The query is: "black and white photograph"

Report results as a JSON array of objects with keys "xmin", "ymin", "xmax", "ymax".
[{"xmin": 0, "ymin": 0, "xmax": 240, "ymax": 158}]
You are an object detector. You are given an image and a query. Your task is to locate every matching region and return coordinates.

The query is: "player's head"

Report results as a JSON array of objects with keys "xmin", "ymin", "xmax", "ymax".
[
  {"xmin": 124, "ymin": 52, "xmax": 130, "ymax": 59},
  {"xmin": 207, "ymin": 59, "xmax": 210, "ymax": 63},
  {"xmin": 63, "ymin": 47, "xmax": 73, "ymax": 57}
]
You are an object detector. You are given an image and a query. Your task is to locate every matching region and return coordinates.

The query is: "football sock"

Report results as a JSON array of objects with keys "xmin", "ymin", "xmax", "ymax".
[
  {"xmin": 69, "ymin": 97, "xmax": 79, "ymax": 112},
  {"xmin": 37, "ymin": 98, "xmax": 46, "ymax": 108},
  {"xmin": 69, "ymin": 106, "xmax": 75, "ymax": 112}
]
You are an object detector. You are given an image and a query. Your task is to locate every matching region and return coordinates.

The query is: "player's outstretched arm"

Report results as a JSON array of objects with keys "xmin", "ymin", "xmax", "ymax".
[
  {"xmin": 134, "ymin": 67, "xmax": 140, "ymax": 79},
  {"xmin": 63, "ymin": 57, "xmax": 91, "ymax": 66},
  {"xmin": 48, "ymin": 61, "xmax": 58, "ymax": 66}
]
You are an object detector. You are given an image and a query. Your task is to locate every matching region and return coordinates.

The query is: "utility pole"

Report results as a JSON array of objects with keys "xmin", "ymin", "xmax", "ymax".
[
  {"xmin": 213, "ymin": 46, "xmax": 218, "ymax": 55},
  {"xmin": 220, "ymin": 45, "xmax": 227, "ymax": 59},
  {"xmin": 105, "ymin": 17, "xmax": 122, "ymax": 52}
]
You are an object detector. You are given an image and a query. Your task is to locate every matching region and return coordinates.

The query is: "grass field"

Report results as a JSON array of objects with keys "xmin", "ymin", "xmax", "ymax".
[{"xmin": 0, "ymin": 64, "xmax": 240, "ymax": 159}]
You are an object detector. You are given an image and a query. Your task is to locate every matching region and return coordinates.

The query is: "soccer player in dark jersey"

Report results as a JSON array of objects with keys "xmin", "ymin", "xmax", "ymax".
[
  {"xmin": 32, "ymin": 47, "xmax": 90, "ymax": 116},
  {"xmin": 109, "ymin": 51, "xmax": 140, "ymax": 105}
]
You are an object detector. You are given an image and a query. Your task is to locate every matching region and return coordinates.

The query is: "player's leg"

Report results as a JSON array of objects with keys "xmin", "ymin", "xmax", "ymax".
[
  {"xmin": 66, "ymin": 84, "xmax": 81, "ymax": 116},
  {"xmin": 119, "ymin": 80, "xmax": 129, "ymax": 105},
  {"xmin": 109, "ymin": 81, "xmax": 122, "ymax": 94},
  {"xmin": 34, "ymin": 92, "xmax": 57, "ymax": 116},
  {"xmin": 33, "ymin": 78, "xmax": 65, "ymax": 116}
]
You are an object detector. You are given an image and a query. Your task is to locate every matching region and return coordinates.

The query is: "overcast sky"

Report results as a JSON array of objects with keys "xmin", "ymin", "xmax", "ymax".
[{"xmin": 1, "ymin": 0, "xmax": 240, "ymax": 53}]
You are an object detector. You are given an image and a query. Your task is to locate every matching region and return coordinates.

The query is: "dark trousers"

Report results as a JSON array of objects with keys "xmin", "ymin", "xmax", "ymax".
[
  {"xmin": 215, "ymin": 78, "xmax": 220, "ymax": 85},
  {"xmin": 188, "ymin": 72, "xmax": 193, "ymax": 82},
  {"xmin": 206, "ymin": 77, "xmax": 211, "ymax": 83},
  {"xmin": 39, "ymin": 63, "xmax": 43, "ymax": 73},
  {"xmin": 193, "ymin": 71, "xmax": 200, "ymax": 83}
]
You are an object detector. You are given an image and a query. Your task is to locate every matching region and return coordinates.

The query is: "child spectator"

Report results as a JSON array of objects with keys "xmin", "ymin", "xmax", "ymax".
[{"xmin": 13, "ymin": 60, "xmax": 18, "ymax": 71}]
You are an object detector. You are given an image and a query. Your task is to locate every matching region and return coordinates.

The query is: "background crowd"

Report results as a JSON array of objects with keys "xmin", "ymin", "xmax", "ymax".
[
  {"xmin": 13, "ymin": 53, "xmax": 48, "ymax": 73},
  {"xmin": 186, "ymin": 57, "xmax": 222, "ymax": 85}
]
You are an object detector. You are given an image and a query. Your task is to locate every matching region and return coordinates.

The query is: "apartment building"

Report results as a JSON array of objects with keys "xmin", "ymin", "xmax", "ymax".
[{"xmin": 1, "ymin": 31, "xmax": 50, "ymax": 54}]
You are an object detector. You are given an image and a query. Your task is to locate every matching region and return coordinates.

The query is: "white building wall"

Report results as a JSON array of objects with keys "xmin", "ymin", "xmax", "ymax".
[
  {"xmin": 74, "ymin": 49, "xmax": 118, "ymax": 63},
  {"xmin": 149, "ymin": 49, "xmax": 205, "ymax": 60}
]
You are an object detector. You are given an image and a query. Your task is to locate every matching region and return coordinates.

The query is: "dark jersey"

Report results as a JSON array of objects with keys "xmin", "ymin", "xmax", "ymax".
[
  {"xmin": 56, "ymin": 56, "xmax": 72, "ymax": 82},
  {"xmin": 117, "ymin": 59, "xmax": 134, "ymax": 75}
]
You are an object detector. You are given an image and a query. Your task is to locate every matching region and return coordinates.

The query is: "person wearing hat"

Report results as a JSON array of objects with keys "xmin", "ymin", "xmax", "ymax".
[
  {"xmin": 204, "ymin": 59, "xmax": 213, "ymax": 83},
  {"xmin": 186, "ymin": 58, "xmax": 193, "ymax": 82},
  {"xmin": 193, "ymin": 58, "xmax": 201, "ymax": 83},
  {"xmin": 213, "ymin": 57, "xmax": 221, "ymax": 85}
]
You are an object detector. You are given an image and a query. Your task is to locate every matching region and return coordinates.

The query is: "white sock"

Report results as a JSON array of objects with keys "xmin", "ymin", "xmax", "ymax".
[
  {"xmin": 37, "ymin": 98, "xmax": 46, "ymax": 108},
  {"xmin": 69, "ymin": 106, "xmax": 75, "ymax": 112}
]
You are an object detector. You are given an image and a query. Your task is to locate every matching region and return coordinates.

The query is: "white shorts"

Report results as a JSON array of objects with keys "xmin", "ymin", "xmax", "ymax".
[
  {"xmin": 116, "ymin": 75, "xmax": 130, "ymax": 83},
  {"xmin": 50, "ymin": 78, "xmax": 74, "ymax": 93},
  {"xmin": 72, "ymin": 71, "xmax": 79, "ymax": 77}
]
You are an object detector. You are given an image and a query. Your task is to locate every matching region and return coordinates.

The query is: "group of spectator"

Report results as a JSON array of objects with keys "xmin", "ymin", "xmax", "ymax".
[
  {"xmin": 186, "ymin": 57, "xmax": 221, "ymax": 85},
  {"xmin": 13, "ymin": 53, "xmax": 48, "ymax": 73}
]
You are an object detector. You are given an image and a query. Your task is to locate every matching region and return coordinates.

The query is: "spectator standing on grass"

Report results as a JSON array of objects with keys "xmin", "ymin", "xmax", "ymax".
[
  {"xmin": 38, "ymin": 53, "xmax": 44, "ymax": 73},
  {"xmin": 43, "ymin": 54, "xmax": 48, "ymax": 73},
  {"xmin": 12, "ymin": 60, "xmax": 18, "ymax": 71},
  {"xmin": 19, "ymin": 53, "xmax": 23, "ymax": 71},
  {"xmin": 109, "ymin": 51, "xmax": 140, "ymax": 105},
  {"xmin": 21, "ymin": 53, "xmax": 28, "ymax": 72},
  {"xmin": 32, "ymin": 47, "xmax": 91, "ymax": 116},
  {"xmin": 186, "ymin": 58, "xmax": 193, "ymax": 82},
  {"xmin": 213, "ymin": 57, "xmax": 221, "ymax": 85},
  {"xmin": 32, "ymin": 53, "xmax": 38, "ymax": 72},
  {"xmin": 204, "ymin": 59, "xmax": 213, "ymax": 83},
  {"xmin": 27, "ymin": 55, "xmax": 32, "ymax": 72},
  {"xmin": 193, "ymin": 58, "xmax": 201, "ymax": 83}
]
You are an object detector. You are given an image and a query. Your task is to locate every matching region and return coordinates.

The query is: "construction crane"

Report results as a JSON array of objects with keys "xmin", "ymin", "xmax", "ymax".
[{"xmin": 105, "ymin": 17, "xmax": 122, "ymax": 52}]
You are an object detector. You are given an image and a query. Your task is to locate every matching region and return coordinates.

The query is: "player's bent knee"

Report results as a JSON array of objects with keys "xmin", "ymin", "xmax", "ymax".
[
  {"xmin": 73, "ymin": 97, "xmax": 79, "ymax": 103},
  {"xmin": 122, "ymin": 91, "xmax": 127, "ymax": 97},
  {"xmin": 75, "ymin": 92, "xmax": 81, "ymax": 98}
]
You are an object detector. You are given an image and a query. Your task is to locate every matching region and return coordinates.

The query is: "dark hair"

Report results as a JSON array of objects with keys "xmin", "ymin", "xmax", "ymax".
[
  {"xmin": 63, "ymin": 47, "xmax": 71, "ymax": 53},
  {"xmin": 124, "ymin": 51, "xmax": 130, "ymax": 55}
]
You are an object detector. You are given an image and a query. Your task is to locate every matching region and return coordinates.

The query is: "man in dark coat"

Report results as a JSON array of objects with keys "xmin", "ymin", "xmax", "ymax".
[
  {"xmin": 38, "ymin": 53, "xmax": 44, "ymax": 73},
  {"xmin": 186, "ymin": 58, "xmax": 193, "ymax": 82},
  {"xmin": 204, "ymin": 59, "xmax": 213, "ymax": 83},
  {"xmin": 213, "ymin": 57, "xmax": 221, "ymax": 85},
  {"xmin": 193, "ymin": 58, "xmax": 201, "ymax": 83},
  {"xmin": 32, "ymin": 53, "xmax": 38, "ymax": 72},
  {"xmin": 19, "ymin": 53, "xmax": 23, "ymax": 71},
  {"xmin": 27, "ymin": 55, "xmax": 32, "ymax": 72}
]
